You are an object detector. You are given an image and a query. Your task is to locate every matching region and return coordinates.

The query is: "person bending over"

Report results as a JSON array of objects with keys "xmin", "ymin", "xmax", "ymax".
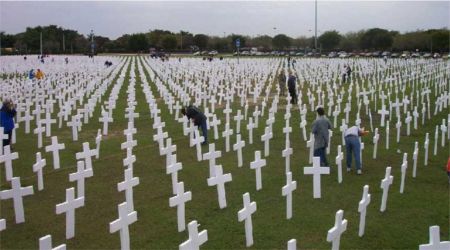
[{"xmin": 181, "ymin": 105, "xmax": 208, "ymax": 145}]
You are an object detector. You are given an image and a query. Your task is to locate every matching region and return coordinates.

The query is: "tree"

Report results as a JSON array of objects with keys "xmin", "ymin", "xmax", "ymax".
[
  {"xmin": 128, "ymin": 33, "xmax": 149, "ymax": 52},
  {"xmin": 0, "ymin": 32, "xmax": 16, "ymax": 48},
  {"xmin": 272, "ymin": 34, "xmax": 291, "ymax": 50},
  {"xmin": 193, "ymin": 34, "xmax": 209, "ymax": 50},
  {"xmin": 249, "ymin": 35, "xmax": 272, "ymax": 51},
  {"xmin": 318, "ymin": 31, "xmax": 342, "ymax": 51},
  {"xmin": 161, "ymin": 34, "xmax": 178, "ymax": 51},
  {"xmin": 360, "ymin": 28, "xmax": 394, "ymax": 50}
]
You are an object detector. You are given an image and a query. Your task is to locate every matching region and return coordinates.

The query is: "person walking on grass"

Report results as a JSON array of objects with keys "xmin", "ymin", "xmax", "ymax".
[
  {"xmin": 311, "ymin": 107, "xmax": 332, "ymax": 166},
  {"xmin": 287, "ymin": 72, "xmax": 298, "ymax": 104},
  {"xmin": 0, "ymin": 99, "xmax": 17, "ymax": 148},
  {"xmin": 278, "ymin": 71, "xmax": 286, "ymax": 96},
  {"xmin": 181, "ymin": 105, "xmax": 208, "ymax": 145},
  {"xmin": 344, "ymin": 125, "xmax": 369, "ymax": 175}
]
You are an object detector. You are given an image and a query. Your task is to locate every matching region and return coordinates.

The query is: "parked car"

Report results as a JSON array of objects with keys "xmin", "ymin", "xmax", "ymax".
[
  {"xmin": 381, "ymin": 51, "xmax": 391, "ymax": 57},
  {"xmin": 391, "ymin": 53, "xmax": 399, "ymax": 58},
  {"xmin": 328, "ymin": 52, "xmax": 338, "ymax": 58},
  {"xmin": 433, "ymin": 53, "xmax": 441, "ymax": 58},
  {"xmin": 295, "ymin": 52, "xmax": 304, "ymax": 57},
  {"xmin": 423, "ymin": 53, "xmax": 432, "ymax": 58},
  {"xmin": 208, "ymin": 50, "xmax": 218, "ymax": 56}
]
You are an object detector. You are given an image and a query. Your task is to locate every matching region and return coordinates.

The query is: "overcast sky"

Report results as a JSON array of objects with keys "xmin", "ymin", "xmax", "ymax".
[{"xmin": 0, "ymin": 1, "xmax": 448, "ymax": 39}]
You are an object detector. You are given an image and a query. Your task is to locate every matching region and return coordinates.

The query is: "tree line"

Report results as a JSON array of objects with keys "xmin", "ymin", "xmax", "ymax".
[{"xmin": 0, "ymin": 25, "xmax": 448, "ymax": 54}]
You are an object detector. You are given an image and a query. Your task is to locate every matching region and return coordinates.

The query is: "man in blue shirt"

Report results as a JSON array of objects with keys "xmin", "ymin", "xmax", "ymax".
[{"xmin": 0, "ymin": 99, "xmax": 17, "ymax": 147}]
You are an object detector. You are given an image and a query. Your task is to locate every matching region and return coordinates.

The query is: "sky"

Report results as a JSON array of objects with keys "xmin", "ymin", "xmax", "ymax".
[{"xmin": 0, "ymin": 1, "xmax": 449, "ymax": 39}]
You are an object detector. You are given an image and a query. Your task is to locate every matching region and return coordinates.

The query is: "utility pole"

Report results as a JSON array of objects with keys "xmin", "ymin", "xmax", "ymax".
[
  {"xmin": 40, "ymin": 31, "xmax": 43, "ymax": 56},
  {"xmin": 180, "ymin": 31, "xmax": 183, "ymax": 51},
  {"xmin": 90, "ymin": 29, "xmax": 94, "ymax": 60},
  {"xmin": 63, "ymin": 33, "xmax": 65, "ymax": 53},
  {"xmin": 314, "ymin": 0, "xmax": 318, "ymax": 52}
]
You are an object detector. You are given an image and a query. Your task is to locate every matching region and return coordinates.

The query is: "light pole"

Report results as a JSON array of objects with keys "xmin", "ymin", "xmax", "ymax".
[
  {"xmin": 90, "ymin": 29, "xmax": 94, "ymax": 58},
  {"xmin": 314, "ymin": 0, "xmax": 318, "ymax": 51}
]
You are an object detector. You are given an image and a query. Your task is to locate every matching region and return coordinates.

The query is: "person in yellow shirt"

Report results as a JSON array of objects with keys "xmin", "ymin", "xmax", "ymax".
[{"xmin": 36, "ymin": 69, "xmax": 45, "ymax": 80}]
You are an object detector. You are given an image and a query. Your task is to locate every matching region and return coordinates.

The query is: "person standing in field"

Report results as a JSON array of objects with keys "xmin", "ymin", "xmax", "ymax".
[
  {"xmin": 287, "ymin": 72, "xmax": 298, "ymax": 104},
  {"xmin": 278, "ymin": 71, "xmax": 286, "ymax": 96},
  {"xmin": 36, "ymin": 69, "xmax": 45, "ymax": 80},
  {"xmin": 344, "ymin": 125, "xmax": 369, "ymax": 175},
  {"xmin": 181, "ymin": 105, "xmax": 208, "ymax": 145},
  {"xmin": 311, "ymin": 107, "xmax": 332, "ymax": 166},
  {"xmin": 0, "ymin": 99, "xmax": 17, "ymax": 148}
]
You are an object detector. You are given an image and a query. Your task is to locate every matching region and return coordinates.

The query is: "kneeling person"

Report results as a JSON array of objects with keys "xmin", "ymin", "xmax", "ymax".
[{"xmin": 182, "ymin": 105, "xmax": 208, "ymax": 145}]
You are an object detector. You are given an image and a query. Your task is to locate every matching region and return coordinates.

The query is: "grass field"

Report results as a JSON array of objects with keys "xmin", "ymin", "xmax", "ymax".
[{"xmin": 0, "ymin": 56, "xmax": 448, "ymax": 249}]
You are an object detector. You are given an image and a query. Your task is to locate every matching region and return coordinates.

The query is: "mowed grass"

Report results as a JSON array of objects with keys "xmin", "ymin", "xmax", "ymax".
[{"xmin": 0, "ymin": 56, "xmax": 448, "ymax": 249}]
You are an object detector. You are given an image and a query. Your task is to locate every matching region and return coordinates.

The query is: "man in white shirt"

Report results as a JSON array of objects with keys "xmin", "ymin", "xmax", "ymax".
[{"xmin": 344, "ymin": 126, "xmax": 368, "ymax": 174}]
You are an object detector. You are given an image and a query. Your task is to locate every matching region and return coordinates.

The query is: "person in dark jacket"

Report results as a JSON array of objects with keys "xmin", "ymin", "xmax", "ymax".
[
  {"xmin": 287, "ymin": 72, "xmax": 298, "ymax": 104},
  {"xmin": 0, "ymin": 99, "xmax": 17, "ymax": 147},
  {"xmin": 311, "ymin": 107, "xmax": 332, "ymax": 166},
  {"xmin": 181, "ymin": 105, "xmax": 208, "ymax": 145}
]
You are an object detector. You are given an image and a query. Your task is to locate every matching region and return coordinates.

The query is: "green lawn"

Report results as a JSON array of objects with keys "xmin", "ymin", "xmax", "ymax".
[{"xmin": 0, "ymin": 56, "xmax": 448, "ymax": 249}]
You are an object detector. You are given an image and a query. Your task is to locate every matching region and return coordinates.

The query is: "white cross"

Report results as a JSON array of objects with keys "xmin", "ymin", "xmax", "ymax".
[
  {"xmin": 434, "ymin": 125, "xmax": 439, "ymax": 156},
  {"xmin": 339, "ymin": 119, "xmax": 347, "ymax": 146},
  {"xmin": 69, "ymin": 161, "xmax": 93, "ymax": 198},
  {"xmin": 287, "ymin": 239, "xmax": 296, "ymax": 250},
  {"xmin": 169, "ymin": 182, "xmax": 192, "ymax": 232},
  {"xmin": 56, "ymin": 187, "xmax": 85, "ymax": 239},
  {"xmin": 419, "ymin": 225, "xmax": 450, "ymax": 250},
  {"xmin": 234, "ymin": 109, "xmax": 244, "ymax": 134},
  {"xmin": 41, "ymin": 112, "xmax": 56, "ymax": 137},
  {"xmin": 412, "ymin": 107, "xmax": 419, "ymax": 130},
  {"xmin": 0, "ymin": 177, "xmax": 34, "ymax": 223},
  {"xmin": 121, "ymin": 132, "xmax": 137, "ymax": 153},
  {"xmin": 39, "ymin": 235, "xmax": 66, "ymax": 250},
  {"xmin": 440, "ymin": 119, "xmax": 447, "ymax": 147},
  {"xmin": 303, "ymin": 157, "xmax": 330, "ymax": 198},
  {"xmin": 283, "ymin": 119, "xmax": 292, "ymax": 142},
  {"xmin": 95, "ymin": 129, "xmax": 102, "ymax": 159},
  {"xmin": 118, "ymin": 168, "xmax": 140, "ymax": 213},
  {"xmin": 400, "ymin": 153, "xmax": 408, "ymax": 194},
  {"xmin": 238, "ymin": 192, "xmax": 257, "ymax": 247},
  {"xmin": 412, "ymin": 141, "xmax": 419, "ymax": 178},
  {"xmin": 373, "ymin": 128, "xmax": 380, "ymax": 159},
  {"xmin": 207, "ymin": 165, "xmax": 232, "ymax": 209},
  {"xmin": 222, "ymin": 123, "xmax": 234, "ymax": 152},
  {"xmin": 378, "ymin": 105, "xmax": 389, "ymax": 127},
  {"xmin": 99, "ymin": 111, "xmax": 113, "ymax": 135},
  {"xmin": 250, "ymin": 151, "xmax": 266, "ymax": 191},
  {"xmin": 123, "ymin": 148, "xmax": 136, "ymax": 170},
  {"xmin": 223, "ymin": 105, "xmax": 232, "ymax": 124},
  {"xmin": 0, "ymin": 145, "xmax": 18, "ymax": 181},
  {"xmin": 22, "ymin": 110, "xmax": 34, "ymax": 134},
  {"xmin": 0, "ymin": 218, "xmax": 5, "ymax": 232},
  {"xmin": 326, "ymin": 210, "xmax": 348, "ymax": 250},
  {"xmin": 306, "ymin": 133, "xmax": 315, "ymax": 164},
  {"xmin": 180, "ymin": 220, "xmax": 208, "ymax": 250},
  {"xmin": 109, "ymin": 202, "xmax": 138, "ymax": 250},
  {"xmin": 386, "ymin": 121, "xmax": 390, "ymax": 149},
  {"xmin": 299, "ymin": 117, "xmax": 307, "ymax": 141},
  {"xmin": 282, "ymin": 171, "xmax": 297, "ymax": 219},
  {"xmin": 210, "ymin": 115, "xmax": 221, "ymax": 140},
  {"xmin": 261, "ymin": 126, "xmax": 273, "ymax": 157},
  {"xmin": 153, "ymin": 126, "xmax": 168, "ymax": 148},
  {"xmin": 67, "ymin": 116, "xmax": 81, "ymax": 141},
  {"xmin": 32, "ymin": 152, "xmax": 46, "ymax": 191},
  {"xmin": 253, "ymin": 107, "xmax": 261, "ymax": 128},
  {"xmin": 335, "ymin": 145, "xmax": 344, "ymax": 183},
  {"xmin": 405, "ymin": 112, "xmax": 412, "ymax": 136},
  {"xmin": 395, "ymin": 118, "xmax": 402, "ymax": 143},
  {"xmin": 380, "ymin": 166, "xmax": 394, "ymax": 212},
  {"xmin": 160, "ymin": 138, "xmax": 177, "ymax": 167},
  {"xmin": 192, "ymin": 129, "xmax": 204, "ymax": 161},
  {"xmin": 282, "ymin": 139, "xmax": 293, "ymax": 174},
  {"xmin": 233, "ymin": 134, "xmax": 246, "ymax": 167},
  {"xmin": 203, "ymin": 143, "xmax": 222, "ymax": 177},
  {"xmin": 167, "ymin": 154, "xmax": 182, "ymax": 195},
  {"xmin": 358, "ymin": 185, "xmax": 371, "ymax": 237},
  {"xmin": 246, "ymin": 117, "xmax": 255, "ymax": 144},
  {"xmin": 76, "ymin": 142, "xmax": 96, "ymax": 170},
  {"xmin": 34, "ymin": 121, "xmax": 45, "ymax": 148},
  {"xmin": 45, "ymin": 136, "xmax": 65, "ymax": 169}
]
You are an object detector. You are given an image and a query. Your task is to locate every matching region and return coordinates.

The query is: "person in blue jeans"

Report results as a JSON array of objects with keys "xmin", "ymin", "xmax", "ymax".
[
  {"xmin": 0, "ymin": 99, "xmax": 17, "ymax": 148},
  {"xmin": 181, "ymin": 105, "xmax": 208, "ymax": 145},
  {"xmin": 344, "ymin": 126, "xmax": 369, "ymax": 174},
  {"xmin": 311, "ymin": 107, "xmax": 332, "ymax": 166}
]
